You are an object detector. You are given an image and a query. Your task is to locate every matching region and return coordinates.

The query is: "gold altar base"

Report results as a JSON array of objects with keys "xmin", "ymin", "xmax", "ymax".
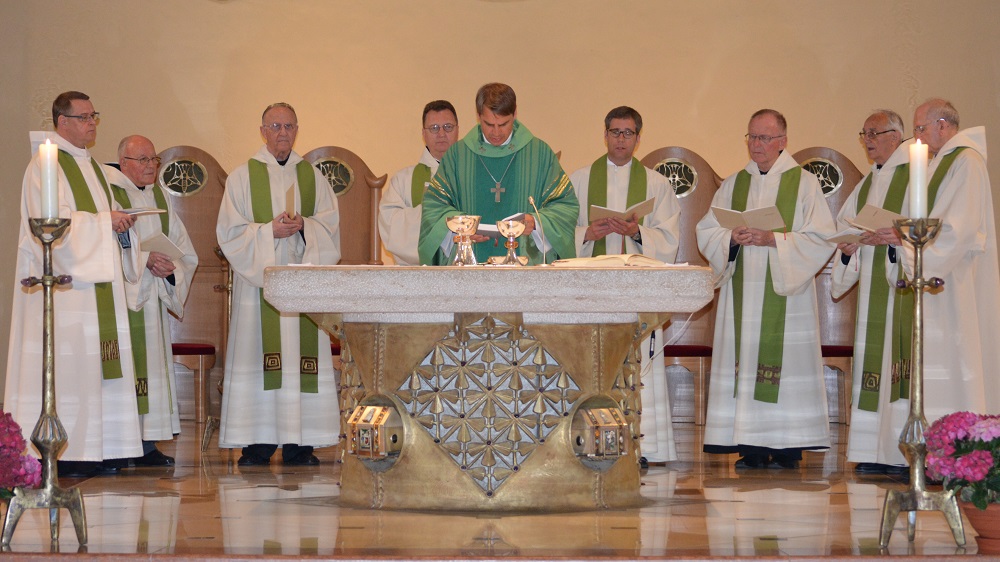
[{"xmin": 336, "ymin": 313, "xmax": 649, "ymax": 511}]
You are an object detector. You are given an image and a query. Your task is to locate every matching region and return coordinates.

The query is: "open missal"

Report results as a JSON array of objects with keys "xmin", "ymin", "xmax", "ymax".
[{"xmin": 552, "ymin": 254, "xmax": 669, "ymax": 268}]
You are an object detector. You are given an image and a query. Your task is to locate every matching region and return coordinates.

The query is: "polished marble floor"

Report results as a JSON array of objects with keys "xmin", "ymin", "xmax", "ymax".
[{"xmin": 0, "ymin": 420, "xmax": 982, "ymax": 560}]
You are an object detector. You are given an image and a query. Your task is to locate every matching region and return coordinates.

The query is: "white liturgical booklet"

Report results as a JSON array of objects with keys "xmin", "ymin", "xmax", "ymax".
[
  {"xmin": 712, "ymin": 206, "xmax": 786, "ymax": 231},
  {"xmin": 140, "ymin": 232, "xmax": 184, "ymax": 260},
  {"xmin": 825, "ymin": 228, "xmax": 866, "ymax": 244},
  {"xmin": 477, "ymin": 212, "xmax": 526, "ymax": 238},
  {"xmin": 123, "ymin": 208, "xmax": 167, "ymax": 217},
  {"xmin": 847, "ymin": 204, "xmax": 905, "ymax": 232},
  {"xmin": 589, "ymin": 197, "xmax": 655, "ymax": 222}
]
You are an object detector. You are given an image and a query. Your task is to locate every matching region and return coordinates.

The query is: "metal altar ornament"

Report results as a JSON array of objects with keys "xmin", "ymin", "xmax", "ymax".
[
  {"xmin": 2, "ymin": 218, "xmax": 88, "ymax": 547},
  {"xmin": 446, "ymin": 215, "xmax": 481, "ymax": 265},
  {"xmin": 347, "ymin": 402, "xmax": 403, "ymax": 467},
  {"xmin": 878, "ymin": 217, "xmax": 965, "ymax": 547},
  {"xmin": 571, "ymin": 403, "xmax": 628, "ymax": 471}
]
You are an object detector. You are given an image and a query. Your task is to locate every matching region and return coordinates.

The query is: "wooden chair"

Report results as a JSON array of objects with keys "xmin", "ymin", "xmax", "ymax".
[
  {"xmin": 794, "ymin": 147, "xmax": 864, "ymax": 424},
  {"xmin": 302, "ymin": 146, "xmax": 388, "ymax": 265},
  {"xmin": 640, "ymin": 147, "xmax": 722, "ymax": 424},
  {"xmin": 157, "ymin": 145, "xmax": 229, "ymax": 448}
]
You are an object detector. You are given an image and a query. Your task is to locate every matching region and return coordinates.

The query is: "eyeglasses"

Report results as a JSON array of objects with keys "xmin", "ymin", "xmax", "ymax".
[
  {"xmin": 63, "ymin": 112, "xmax": 100, "ymax": 123},
  {"xmin": 607, "ymin": 128, "xmax": 637, "ymax": 139},
  {"xmin": 858, "ymin": 129, "xmax": 896, "ymax": 140},
  {"xmin": 424, "ymin": 123, "xmax": 456, "ymax": 134},
  {"xmin": 123, "ymin": 156, "xmax": 162, "ymax": 166},
  {"xmin": 745, "ymin": 133, "xmax": 785, "ymax": 144},
  {"xmin": 914, "ymin": 118, "xmax": 946, "ymax": 134},
  {"xmin": 265, "ymin": 123, "xmax": 298, "ymax": 132}
]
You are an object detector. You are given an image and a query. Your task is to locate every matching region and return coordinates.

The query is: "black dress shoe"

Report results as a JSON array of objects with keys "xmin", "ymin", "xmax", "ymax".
[
  {"xmin": 56, "ymin": 461, "xmax": 99, "ymax": 478},
  {"xmin": 638, "ymin": 456, "xmax": 649, "ymax": 470},
  {"xmin": 95, "ymin": 459, "xmax": 127, "ymax": 475},
  {"xmin": 735, "ymin": 454, "xmax": 769, "ymax": 469},
  {"xmin": 854, "ymin": 462, "xmax": 888, "ymax": 475},
  {"xmin": 283, "ymin": 453, "xmax": 320, "ymax": 466},
  {"xmin": 770, "ymin": 454, "xmax": 799, "ymax": 469},
  {"xmin": 132, "ymin": 449, "xmax": 175, "ymax": 467},
  {"xmin": 237, "ymin": 454, "xmax": 271, "ymax": 466}
]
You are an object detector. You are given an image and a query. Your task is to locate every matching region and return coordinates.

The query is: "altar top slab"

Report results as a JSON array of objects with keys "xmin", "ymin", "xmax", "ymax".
[{"xmin": 264, "ymin": 265, "xmax": 714, "ymax": 315}]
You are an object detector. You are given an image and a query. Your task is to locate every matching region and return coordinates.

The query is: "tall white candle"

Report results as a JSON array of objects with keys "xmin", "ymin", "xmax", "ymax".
[
  {"xmin": 909, "ymin": 140, "xmax": 928, "ymax": 219},
  {"xmin": 39, "ymin": 139, "xmax": 58, "ymax": 219}
]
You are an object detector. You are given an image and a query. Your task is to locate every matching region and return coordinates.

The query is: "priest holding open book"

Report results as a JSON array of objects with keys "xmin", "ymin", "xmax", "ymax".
[
  {"xmin": 105, "ymin": 135, "xmax": 198, "ymax": 467},
  {"xmin": 570, "ymin": 106, "xmax": 681, "ymax": 466},
  {"xmin": 696, "ymin": 109, "xmax": 836, "ymax": 470}
]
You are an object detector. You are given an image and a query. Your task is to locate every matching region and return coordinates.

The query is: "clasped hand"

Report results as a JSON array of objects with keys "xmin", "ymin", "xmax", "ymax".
[
  {"xmin": 272, "ymin": 212, "xmax": 304, "ymax": 238},
  {"xmin": 731, "ymin": 226, "xmax": 775, "ymax": 248},
  {"xmin": 838, "ymin": 227, "xmax": 900, "ymax": 256}
]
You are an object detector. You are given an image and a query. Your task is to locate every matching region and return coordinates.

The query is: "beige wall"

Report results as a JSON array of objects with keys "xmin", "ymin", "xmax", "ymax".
[{"xmin": 2, "ymin": 0, "xmax": 998, "ymax": 401}]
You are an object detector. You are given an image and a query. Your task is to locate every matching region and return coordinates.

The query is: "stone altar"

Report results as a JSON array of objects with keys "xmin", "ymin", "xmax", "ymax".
[{"xmin": 264, "ymin": 265, "xmax": 714, "ymax": 511}]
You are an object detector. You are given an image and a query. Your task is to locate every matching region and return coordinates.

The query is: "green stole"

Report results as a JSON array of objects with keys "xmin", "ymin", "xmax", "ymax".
[
  {"xmin": 57, "ymin": 150, "xmax": 124, "ymax": 380},
  {"xmin": 110, "ymin": 182, "xmax": 171, "ymax": 415},
  {"xmin": 586, "ymin": 157, "xmax": 647, "ymax": 256},
  {"xmin": 888, "ymin": 147, "xmax": 967, "ymax": 407},
  {"xmin": 731, "ymin": 167, "xmax": 800, "ymax": 403},
  {"xmin": 411, "ymin": 163, "xmax": 431, "ymax": 206},
  {"xmin": 247, "ymin": 159, "xmax": 320, "ymax": 393},
  {"xmin": 855, "ymin": 166, "xmax": 909, "ymax": 412}
]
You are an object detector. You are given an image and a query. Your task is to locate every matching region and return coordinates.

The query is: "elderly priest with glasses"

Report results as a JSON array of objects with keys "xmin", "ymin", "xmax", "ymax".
[
  {"xmin": 216, "ymin": 102, "xmax": 341, "ymax": 467},
  {"xmin": 696, "ymin": 109, "xmax": 836, "ymax": 471}
]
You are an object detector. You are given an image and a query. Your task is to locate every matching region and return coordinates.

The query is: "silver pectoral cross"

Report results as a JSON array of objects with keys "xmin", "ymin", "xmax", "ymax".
[{"xmin": 491, "ymin": 182, "xmax": 505, "ymax": 203}]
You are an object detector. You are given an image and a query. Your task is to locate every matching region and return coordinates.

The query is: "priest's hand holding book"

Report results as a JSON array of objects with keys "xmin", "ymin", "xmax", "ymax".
[
  {"xmin": 146, "ymin": 252, "xmax": 176, "ymax": 278},
  {"xmin": 584, "ymin": 213, "xmax": 638, "ymax": 242},
  {"xmin": 272, "ymin": 211, "xmax": 303, "ymax": 238},
  {"xmin": 111, "ymin": 210, "xmax": 136, "ymax": 234}
]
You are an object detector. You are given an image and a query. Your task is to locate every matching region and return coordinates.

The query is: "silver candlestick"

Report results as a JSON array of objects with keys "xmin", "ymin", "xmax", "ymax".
[
  {"xmin": 2, "ymin": 218, "xmax": 88, "ymax": 547},
  {"xmin": 878, "ymin": 217, "xmax": 964, "ymax": 547}
]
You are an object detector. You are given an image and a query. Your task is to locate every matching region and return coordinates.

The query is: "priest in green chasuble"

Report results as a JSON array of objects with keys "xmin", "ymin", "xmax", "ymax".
[{"xmin": 418, "ymin": 83, "xmax": 579, "ymax": 265}]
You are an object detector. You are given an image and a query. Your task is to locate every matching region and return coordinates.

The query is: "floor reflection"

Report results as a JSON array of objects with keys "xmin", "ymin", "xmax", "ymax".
[{"xmin": 0, "ymin": 422, "xmax": 978, "ymax": 559}]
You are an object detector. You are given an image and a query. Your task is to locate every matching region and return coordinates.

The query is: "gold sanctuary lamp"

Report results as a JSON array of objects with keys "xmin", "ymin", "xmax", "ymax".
[
  {"xmin": 2, "ymin": 218, "xmax": 88, "ymax": 547},
  {"xmin": 878, "ymin": 217, "xmax": 965, "ymax": 547}
]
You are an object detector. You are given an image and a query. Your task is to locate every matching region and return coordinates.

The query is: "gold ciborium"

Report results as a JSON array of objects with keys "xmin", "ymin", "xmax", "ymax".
[
  {"xmin": 878, "ymin": 217, "xmax": 964, "ymax": 548},
  {"xmin": 495, "ymin": 216, "xmax": 526, "ymax": 266},
  {"xmin": 446, "ymin": 215, "xmax": 481, "ymax": 266},
  {"xmin": 2, "ymin": 218, "xmax": 88, "ymax": 547}
]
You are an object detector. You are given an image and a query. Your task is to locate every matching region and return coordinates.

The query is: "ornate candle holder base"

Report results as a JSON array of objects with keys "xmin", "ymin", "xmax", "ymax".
[
  {"xmin": 878, "ymin": 218, "xmax": 964, "ymax": 548},
  {"xmin": 2, "ymin": 218, "xmax": 87, "ymax": 546}
]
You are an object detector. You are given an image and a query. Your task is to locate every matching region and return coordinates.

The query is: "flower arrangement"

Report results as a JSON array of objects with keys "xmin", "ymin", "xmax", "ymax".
[
  {"xmin": 925, "ymin": 411, "xmax": 1000, "ymax": 510},
  {"xmin": 0, "ymin": 411, "xmax": 42, "ymax": 500}
]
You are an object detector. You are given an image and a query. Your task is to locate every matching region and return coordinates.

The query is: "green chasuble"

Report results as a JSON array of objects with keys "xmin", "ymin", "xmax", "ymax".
[{"xmin": 418, "ymin": 121, "xmax": 580, "ymax": 265}]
